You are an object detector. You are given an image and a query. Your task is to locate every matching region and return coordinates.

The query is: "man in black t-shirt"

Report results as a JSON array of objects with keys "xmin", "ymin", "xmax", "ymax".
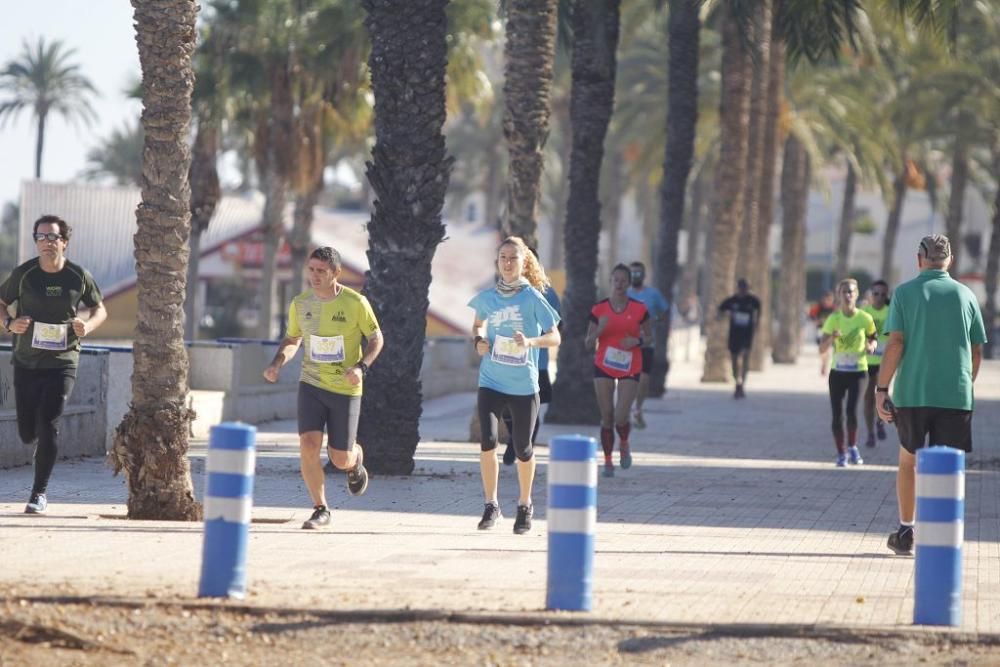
[
  {"xmin": 0, "ymin": 215, "xmax": 106, "ymax": 515},
  {"xmin": 717, "ymin": 278, "xmax": 761, "ymax": 399}
]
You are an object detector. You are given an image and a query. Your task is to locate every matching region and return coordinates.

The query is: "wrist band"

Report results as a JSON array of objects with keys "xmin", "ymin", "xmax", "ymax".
[
  {"xmin": 474, "ymin": 335, "xmax": 485, "ymax": 347},
  {"xmin": 876, "ymin": 386, "xmax": 889, "ymax": 393},
  {"xmin": 355, "ymin": 361, "xmax": 369, "ymax": 376}
]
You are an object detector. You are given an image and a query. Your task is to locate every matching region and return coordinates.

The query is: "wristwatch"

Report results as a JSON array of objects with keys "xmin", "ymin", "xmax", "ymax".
[
  {"xmin": 355, "ymin": 361, "xmax": 369, "ymax": 376},
  {"xmin": 2, "ymin": 316, "xmax": 11, "ymax": 332},
  {"xmin": 876, "ymin": 386, "xmax": 889, "ymax": 393}
]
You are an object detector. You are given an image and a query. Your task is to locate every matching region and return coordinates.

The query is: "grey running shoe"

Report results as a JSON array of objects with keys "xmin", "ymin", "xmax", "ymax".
[
  {"xmin": 477, "ymin": 502, "xmax": 501, "ymax": 530},
  {"xmin": 513, "ymin": 504, "xmax": 533, "ymax": 535},
  {"xmin": 603, "ymin": 462, "xmax": 614, "ymax": 478},
  {"xmin": 25, "ymin": 493, "xmax": 47, "ymax": 514},
  {"xmin": 302, "ymin": 505, "xmax": 331, "ymax": 529},
  {"xmin": 346, "ymin": 444, "xmax": 368, "ymax": 496},
  {"xmin": 887, "ymin": 526, "xmax": 914, "ymax": 555}
]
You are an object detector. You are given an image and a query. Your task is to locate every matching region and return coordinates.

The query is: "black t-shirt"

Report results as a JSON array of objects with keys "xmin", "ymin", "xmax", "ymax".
[
  {"xmin": 0, "ymin": 258, "xmax": 103, "ymax": 369},
  {"xmin": 718, "ymin": 293, "xmax": 761, "ymax": 336}
]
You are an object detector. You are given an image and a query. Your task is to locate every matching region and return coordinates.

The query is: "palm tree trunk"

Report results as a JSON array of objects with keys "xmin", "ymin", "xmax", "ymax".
[
  {"xmin": 547, "ymin": 0, "xmax": 621, "ymax": 425},
  {"xmin": 502, "ymin": 0, "xmax": 559, "ymax": 250},
  {"xmin": 289, "ymin": 176, "xmax": 322, "ymax": 294},
  {"xmin": 651, "ymin": 0, "xmax": 700, "ymax": 396},
  {"xmin": 359, "ymin": 0, "xmax": 453, "ymax": 473},
  {"xmin": 749, "ymin": 14, "xmax": 784, "ymax": 371},
  {"xmin": 702, "ymin": 5, "xmax": 752, "ymax": 382},
  {"xmin": 677, "ymin": 167, "xmax": 705, "ymax": 310},
  {"xmin": 111, "ymin": 0, "xmax": 200, "ymax": 521},
  {"xmin": 34, "ymin": 111, "xmax": 48, "ymax": 179},
  {"xmin": 772, "ymin": 134, "xmax": 810, "ymax": 364},
  {"xmin": 983, "ymin": 149, "xmax": 1000, "ymax": 359},
  {"xmin": 548, "ymin": 100, "xmax": 572, "ymax": 271},
  {"xmin": 834, "ymin": 162, "xmax": 857, "ymax": 280},
  {"xmin": 880, "ymin": 167, "xmax": 908, "ymax": 284},
  {"xmin": 258, "ymin": 172, "xmax": 286, "ymax": 339},
  {"xmin": 601, "ymin": 149, "xmax": 624, "ymax": 279},
  {"xmin": 185, "ymin": 117, "xmax": 220, "ymax": 341},
  {"xmin": 945, "ymin": 138, "xmax": 968, "ymax": 278}
]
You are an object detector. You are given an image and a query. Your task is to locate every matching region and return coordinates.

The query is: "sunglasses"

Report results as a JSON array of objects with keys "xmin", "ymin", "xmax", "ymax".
[
  {"xmin": 871, "ymin": 291, "xmax": 888, "ymax": 297},
  {"xmin": 33, "ymin": 232, "xmax": 64, "ymax": 242}
]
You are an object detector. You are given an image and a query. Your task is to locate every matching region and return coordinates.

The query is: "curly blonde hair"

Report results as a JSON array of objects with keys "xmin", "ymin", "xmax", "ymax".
[{"xmin": 498, "ymin": 236, "xmax": 550, "ymax": 290}]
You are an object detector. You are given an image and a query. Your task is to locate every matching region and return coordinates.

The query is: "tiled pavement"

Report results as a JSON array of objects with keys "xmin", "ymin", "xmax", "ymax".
[{"xmin": 1, "ymin": 350, "xmax": 998, "ymax": 632}]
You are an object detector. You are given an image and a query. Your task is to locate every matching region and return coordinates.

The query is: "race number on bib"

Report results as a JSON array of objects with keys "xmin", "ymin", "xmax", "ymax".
[
  {"xmin": 310, "ymin": 335, "xmax": 345, "ymax": 363},
  {"xmin": 603, "ymin": 346, "xmax": 633, "ymax": 373},
  {"xmin": 491, "ymin": 334, "xmax": 528, "ymax": 366},
  {"xmin": 732, "ymin": 311, "xmax": 751, "ymax": 327},
  {"xmin": 833, "ymin": 352, "xmax": 860, "ymax": 372},
  {"xmin": 31, "ymin": 322, "xmax": 68, "ymax": 351}
]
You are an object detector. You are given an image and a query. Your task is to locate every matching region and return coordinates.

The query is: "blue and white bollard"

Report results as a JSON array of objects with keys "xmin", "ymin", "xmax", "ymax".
[
  {"xmin": 913, "ymin": 446, "xmax": 964, "ymax": 626},
  {"xmin": 546, "ymin": 434, "xmax": 597, "ymax": 611},
  {"xmin": 198, "ymin": 422, "xmax": 257, "ymax": 599}
]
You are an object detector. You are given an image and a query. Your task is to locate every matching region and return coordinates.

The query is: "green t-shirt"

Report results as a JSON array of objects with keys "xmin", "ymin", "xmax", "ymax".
[
  {"xmin": 286, "ymin": 286, "xmax": 379, "ymax": 397},
  {"xmin": 0, "ymin": 258, "xmax": 103, "ymax": 369},
  {"xmin": 886, "ymin": 269, "xmax": 987, "ymax": 410},
  {"xmin": 821, "ymin": 309, "xmax": 876, "ymax": 372},
  {"xmin": 861, "ymin": 303, "xmax": 890, "ymax": 367}
]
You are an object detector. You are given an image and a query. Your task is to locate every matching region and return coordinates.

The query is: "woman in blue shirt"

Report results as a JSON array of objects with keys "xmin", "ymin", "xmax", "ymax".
[{"xmin": 468, "ymin": 236, "xmax": 561, "ymax": 535}]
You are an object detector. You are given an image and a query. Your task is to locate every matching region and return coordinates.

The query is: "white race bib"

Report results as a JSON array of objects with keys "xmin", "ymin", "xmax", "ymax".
[
  {"xmin": 603, "ymin": 346, "xmax": 633, "ymax": 373},
  {"xmin": 873, "ymin": 339, "xmax": 885, "ymax": 357},
  {"xmin": 309, "ymin": 335, "xmax": 345, "ymax": 363},
  {"xmin": 833, "ymin": 351, "xmax": 861, "ymax": 372},
  {"xmin": 31, "ymin": 322, "xmax": 68, "ymax": 351},
  {"xmin": 732, "ymin": 311, "xmax": 751, "ymax": 327},
  {"xmin": 491, "ymin": 334, "xmax": 528, "ymax": 366}
]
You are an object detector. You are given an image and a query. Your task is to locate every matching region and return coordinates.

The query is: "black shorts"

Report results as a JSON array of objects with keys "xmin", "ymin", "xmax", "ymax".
[
  {"xmin": 728, "ymin": 334, "xmax": 753, "ymax": 354},
  {"xmin": 538, "ymin": 369, "xmax": 552, "ymax": 404},
  {"xmin": 297, "ymin": 382, "xmax": 361, "ymax": 451},
  {"xmin": 593, "ymin": 365, "xmax": 640, "ymax": 382},
  {"xmin": 867, "ymin": 364, "xmax": 880, "ymax": 379},
  {"xmin": 895, "ymin": 406, "xmax": 973, "ymax": 454},
  {"xmin": 640, "ymin": 347, "xmax": 654, "ymax": 374}
]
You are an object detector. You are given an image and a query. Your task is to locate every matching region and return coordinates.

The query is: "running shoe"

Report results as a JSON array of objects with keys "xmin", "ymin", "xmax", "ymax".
[
  {"xmin": 603, "ymin": 462, "xmax": 615, "ymax": 478},
  {"xmin": 513, "ymin": 504, "xmax": 533, "ymax": 535},
  {"xmin": 734, "ymin": 385, "xmax": 745, "ymax": 399},
  {"xmin": 477, "ymin": 502, "xmax": 502, "ymax": 530},
  {"xmin": 848, "ymin": 446, "xmax": 864, "ymax": 465},
  {"xmin": 632, "ymin": 410, "xmax": 646, "ymax": 430},
  {"xmin": 25, "ymin": 493, "xmax": 47, "ymax": 514},
  {"xmin": 346, "ymin": 444, "xmax": 369, "ymax": 496},
  {"xmin": 502, "ymin": 442, "xmax": 516, "ymax": 466},
  {"xmin": 620, "ymin": 446, "xmax": 632, "ymax": 469},
  {"xmin": 835, "ymin": 454, "xmax": 847, "ymax": 467},
  {"xmin": 876, "ymin": 420, "xmax": 887, "ymax": 441},
  {"xmin": 302, "ymin": 505, "xmax": 331, "ymax": 529},
  {"xmin": 864, "ymin": 432, "xmax": 876, "ymax": 449},
  {"xmin": 887, "ymin": 526, "xmax": 914, "ymax": 555}
]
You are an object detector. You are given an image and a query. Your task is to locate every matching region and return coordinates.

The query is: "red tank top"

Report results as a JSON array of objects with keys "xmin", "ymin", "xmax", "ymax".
[{"xmin": 590, "ymin": 298, "xmax": 648, "ymax": 377}]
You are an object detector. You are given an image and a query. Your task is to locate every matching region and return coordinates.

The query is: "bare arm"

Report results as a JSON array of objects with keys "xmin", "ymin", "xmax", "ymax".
[
  {"xmin": 972, "ymin": 344, "xmax": 982, "ymax": 382},
  {"xmin": 818, "ymin": 333, "xmax": 834, "ymax": 354},
  {"xmin": 262, "ymin": 335, "xmax": 303, "ymax": 382},
  {"xmin": 73, "ymin": 303, "xmax": 108, "ymax": 338},
  {"xmin": 472, "ymin": 317, "xmax": 489, "ymax": 356},
  {"xmin": 584, "ymin": 320, "xmax": 601, "ymax": 350},
  {"xmin": 345, "ymin": 329, "xmax": 385, "ymax": 386},
  {"xmin": 875, "ymin": 331, "xmax": 905, "ymax": 422}
]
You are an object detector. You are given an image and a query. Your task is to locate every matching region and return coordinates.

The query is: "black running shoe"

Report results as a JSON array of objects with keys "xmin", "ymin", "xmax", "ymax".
[
  {"xmin": 25, "ymin": 492, "xmax": 47, "ymax": 515},
  {"xmin": 513, "ymin": 504, "xmax": 533, "ymax": 535},
  {"xmin": 302, "ymin": 505, "xmax": 331, "ymax": 530},
  {"xmin": 346, "ymin": 444, "xmax": 368, "ymax": 496},
  {"xmin": 477, "ymin": 502, "xmax": 501, "ymax": 530},
  {"xmin": 887, "ymin": 526, "xmax": 914, "ymax": 555},
  {"xmin": 502, "ymin": 443, "xmax": 516, "ymax": 466},
  {"xmin": 876, "ymin": 420, "xmax": 887, "ymax": 441}
]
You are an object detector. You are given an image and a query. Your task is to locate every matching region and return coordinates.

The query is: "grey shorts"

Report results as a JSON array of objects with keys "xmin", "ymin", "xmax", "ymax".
[{"xmin": 297, "ymin": 382, "xmax": 361, "ymax": 451}]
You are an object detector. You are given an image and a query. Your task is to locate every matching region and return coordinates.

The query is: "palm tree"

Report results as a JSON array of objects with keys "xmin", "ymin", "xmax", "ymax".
[
  {"xmin": 358, "ymin": 0, "xmax": 454, "ymax": 474},
  {"xmin": 984, "ymin": 149, "xmax": 1000, "ymax": 359},
  {"xmin": 0, "ymin": 38, "xmax": 98, "ymax": 179},
  {"xmin": 772, "ymin": 134, "xmax": 810, "ymax": 364},
  {"xmin": 81, "ymin": 121, "xmax": 144, "ymax": 186},
  {"xmin": 111, "ymin": 0, "xmax": 201, "ymax": 521},
  {"xmin": 502, "ymin": 0, "xmax": 559, "ymax": 248},
  {"xmin": 546, "ymin": 0, "xmax": 622, "ymax": 425}
]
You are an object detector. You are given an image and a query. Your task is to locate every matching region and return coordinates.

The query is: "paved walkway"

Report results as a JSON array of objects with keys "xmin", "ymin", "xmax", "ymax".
[{"xmin": 1, "ymin": 351, "xmax": 998, "ymax": 633}]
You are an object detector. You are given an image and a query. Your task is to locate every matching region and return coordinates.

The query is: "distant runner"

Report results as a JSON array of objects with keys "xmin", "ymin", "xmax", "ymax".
[
  {"xmin": 860, "ymin": 279, "xmax": 891, "ymax": 448},
  {"xmin": 626, "ymin": 261, "xmax": 669, "ymax": 428},
  {"xmin": 717, "ymin": 278, "xmax": 761, "ymax": 399}
]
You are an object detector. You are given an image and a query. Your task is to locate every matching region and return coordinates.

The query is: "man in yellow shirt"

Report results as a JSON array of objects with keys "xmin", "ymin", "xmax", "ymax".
[
  {"xmin": 861, "ymin": 279, "xmax": 891, "ymax": 448},
  {"xmin": 263, "ymin": 247, "xmax": 383, "ymax": 529}
]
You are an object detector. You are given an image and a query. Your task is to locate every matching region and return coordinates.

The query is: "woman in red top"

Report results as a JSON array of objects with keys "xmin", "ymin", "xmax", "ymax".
[{"xmin": 585, "ymin": 264, "xmax": 652, "ymax": 477}]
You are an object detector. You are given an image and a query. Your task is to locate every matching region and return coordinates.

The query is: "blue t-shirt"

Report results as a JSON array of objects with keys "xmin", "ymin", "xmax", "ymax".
[
  {"xmin": 627, "ymin": 286, "xmax": 669, "ymax": 346},
  {"xmin": 538, "ymin": 285, "xmax": 562, "ymax": 371},
  {"xmin": 468, "ymin": 286, "xmax": 561, "ymax": 396}
]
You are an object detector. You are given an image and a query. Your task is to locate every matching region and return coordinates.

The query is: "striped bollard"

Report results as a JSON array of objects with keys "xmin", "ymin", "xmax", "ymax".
[
  {"xmin": 546, "ymin": 434, "xmax": 597, "ymax": 611},
  {"xmin": 198, "ymin": 422, "xmax": 257, "ymax": 599},
  {"xmin": 914, "ymin": 446, "xmax": 964, "ymax": 626}
]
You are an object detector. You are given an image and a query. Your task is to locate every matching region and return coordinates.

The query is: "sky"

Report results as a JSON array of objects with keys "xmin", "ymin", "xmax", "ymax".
[{"xmin": 0, "ymin": 1, "xmax": 141, "ymax": 207}]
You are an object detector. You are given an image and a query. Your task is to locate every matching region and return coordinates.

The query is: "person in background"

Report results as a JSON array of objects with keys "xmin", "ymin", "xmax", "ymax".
[{"xmin": 626, "ymin": 261, "xmax": 669, "ymax": 429}]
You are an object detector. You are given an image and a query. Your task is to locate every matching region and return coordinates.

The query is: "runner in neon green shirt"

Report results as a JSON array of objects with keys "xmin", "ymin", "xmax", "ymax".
[{"xmin": 860, "ymin": 279, "xmax": 891, "ymax": 448}]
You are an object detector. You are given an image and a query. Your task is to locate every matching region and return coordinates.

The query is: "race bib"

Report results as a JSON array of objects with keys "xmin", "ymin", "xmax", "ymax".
[
  {"xmin": 309, "ymin": 335, "xmax": 345, "ymax": 363},
  {"xmin": 31, "ymin": 322, "xmax": 68, "ymax": 351},
  {"xmin": 873, "ymin": 339, "xmax": 885, "ymax": 357},
  {"xmin": 732, "ymin": 311, "xmax": 751, "ymax": 327},
  {"xmin": 833, "ymin": 351, "xmax": 861, "ymax": 372},
  {"xmin": 491, "ymin": 334, "xmax": 528, "ymax": 366},
  {"xmin": 603, "ymin": 346, "xmax": 633, "ymax": 373}
]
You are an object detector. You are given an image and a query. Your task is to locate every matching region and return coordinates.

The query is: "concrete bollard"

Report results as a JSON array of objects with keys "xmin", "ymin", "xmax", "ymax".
[
  {"xmin": 914, "ymin": 446, "xmax": 965, "ymax": 626},
  {"xmin": 546, "ymin": 434, "xmax": 597, "ymax": 611},
  {"xmin": 198, "ymin": 422, "xmax": 257, "ymax": 599}
]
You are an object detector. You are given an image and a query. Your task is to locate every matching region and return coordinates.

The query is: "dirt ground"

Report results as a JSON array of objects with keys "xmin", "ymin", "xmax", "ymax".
[{"xmin": 3, "ymin": 595, "xmax": 1000, "ymax": 666}]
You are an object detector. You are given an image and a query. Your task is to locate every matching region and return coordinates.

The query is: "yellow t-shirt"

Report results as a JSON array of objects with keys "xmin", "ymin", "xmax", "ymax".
[
  {"xmin": 287, "ymin": 287, "xmax": 380, "ymax": 396},
  {"xmin": 821, "ymin": 309, "xmax": 876, "ymax": 372},
  {"xmin": 861, "ymin": 303, "xmax": 889, "ymax": 367}
]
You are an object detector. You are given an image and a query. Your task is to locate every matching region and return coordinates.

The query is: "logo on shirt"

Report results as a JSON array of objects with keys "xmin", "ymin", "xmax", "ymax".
[
  {"xmin": 304, "ymin": 311, "xmax": 313, "ymax": 320},
  {"xmin": 489, "ymin": 305, "xmax": 524, "ymax": 329},
  {"xmin": 331, "ymin": 311, "xmax": 346, "ymax": 323},
  {"xmin": 46, "ymin": 286, "xmax": 62, "ymax": 297}
]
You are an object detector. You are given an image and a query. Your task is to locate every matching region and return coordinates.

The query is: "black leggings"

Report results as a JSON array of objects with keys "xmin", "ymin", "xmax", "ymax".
[
  {"xmin": 478, "ymin": 387, "xmax": 538, "ymax": 462},
  {"xmin": 828, "ymin": 369, "xmax": 865, "ymax": 438},
  {"xmin": 14, "ymin": 366, "xmax": 77, "ymax": 496}
]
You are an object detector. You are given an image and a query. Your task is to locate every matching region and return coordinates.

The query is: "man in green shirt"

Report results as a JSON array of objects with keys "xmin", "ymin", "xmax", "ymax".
[
  {"xmin": 0, "ymin": 215, "xmax": 107, "ymax": 515},
  {"xmin": 876, "ymin": 234, "xmax": 987, "ymax": 555},
  {"xmin": 263, "ymin": 246, "xmax": 383, "ymax": 530}
]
